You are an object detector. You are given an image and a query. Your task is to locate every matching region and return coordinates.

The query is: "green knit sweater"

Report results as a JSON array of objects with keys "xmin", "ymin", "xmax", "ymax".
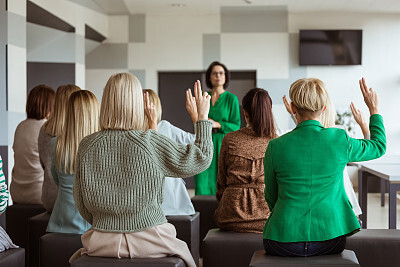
[{"xmin": 73, "ymin": 120, "xmax": 213, "ymax": 233}]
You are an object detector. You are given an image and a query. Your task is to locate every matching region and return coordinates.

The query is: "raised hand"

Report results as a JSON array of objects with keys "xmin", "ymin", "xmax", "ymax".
[
  {"xmin": 193, "ymin": 80, "xmax": 210, "ymax": 121},
  {"xmin": 282, "ymin": 95, "xmax": 294, "ymax": 115},
  {"xmin": 144, "ymin": 92, "xmax": 158, "ymax": 130},
  {"xmin": 359, "ymin": 77, "xmax": 379, "ymax": 115},
  {"xmin": 350, "ymin": 102, "xmax": 369, "ymax": 138},
  {"xmin": 186, "ymin": 88, "xmax": 198, "ymax": 123}
]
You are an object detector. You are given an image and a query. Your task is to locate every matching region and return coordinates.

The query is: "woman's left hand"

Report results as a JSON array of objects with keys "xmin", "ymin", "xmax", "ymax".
[
  {"xmin": 144, "ymin": 92, "xmax": 158, "ymax": 130},
  {"xmin": 209, "ymin": 118, "xmax": 221, "ymax": 129}
]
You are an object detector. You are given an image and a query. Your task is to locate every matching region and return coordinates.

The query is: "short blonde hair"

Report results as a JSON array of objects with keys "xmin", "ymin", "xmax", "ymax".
[
  {"xmin": 43, "ymin": 84, "xmax": 81, "ymax": 137},
  {"xmin": 143, "ymin": 89, "xmax": 162, "ymax": 123},
  {"xmin": 289, "ymin": 78, "xmax": 328, "ymax": 116},
  {"xmin": 320, "ymin": 95, "xmax": 336, "ymax": 128},
  {"xmin": 100, "ymin": 73, "xmax": 146, "ymax": 130},
  {"xmin": 55, "ymin": 90, "xmax": 100, "ymax": 174}
]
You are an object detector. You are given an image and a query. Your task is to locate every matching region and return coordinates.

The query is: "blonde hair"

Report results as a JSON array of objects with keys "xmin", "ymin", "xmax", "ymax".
[
  {"xmin": 55, "ymin": 90, "xmax": 100, "ymax": 174},
  {"xmin": 100, "ymin": 73, "xmax": 146, "ymax": 130},
  {"xmin": 43, "ymin": 84, "xmax": 81, "ymax": 136},
  {"xmin": 320, "ymin": 95, "xmax": 336, "ymax": 128},
  {"xmin": 143, "ymin": 89, "xmax": 162, "ymax": 123},
  {"xmin": 289, "ymin": 78, "xmax": 328, "ymax": 116}
]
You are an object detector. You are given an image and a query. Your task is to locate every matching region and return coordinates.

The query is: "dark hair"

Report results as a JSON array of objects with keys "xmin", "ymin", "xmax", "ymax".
[
  {"xmin": 242, "ymin": 88, "xmax": 277, "ymax": 138},
  {"xmin": 205, "ymin": 61, "xmax": 230, "ymax": 89},
  {"xmin": 26, "ymin": 84, "xmax": 55, "ymax": 120}
]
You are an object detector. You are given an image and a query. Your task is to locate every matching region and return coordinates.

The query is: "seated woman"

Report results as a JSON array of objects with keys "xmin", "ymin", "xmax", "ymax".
[
  {"xmin": 283, "ymin": 95, "xmax": 366, "ymax": 218},
  {"xmin": 39, "ymin": 84, "xmax": 81, "ymax": 212},
  {"xmin": 0, "ymin": 156, "xmax": 18, "ymax": 252},
  {"xmin": 71, "ymin": 73, "xmax": 212, "ymax": 267},
  {"xmin": 11, "ymin": 85, "xmax": 55, "ymax": 204},
  {"xmin": 47, "ymin": 90, "xmax": 99, "ymax": 234},
  {"xmin": 143, "ymin": 89, "xmax": 195, "ymax": 216},
  {"xmin": 263, "ymin": 78, "xmax": 385, "ymax": 257},
  {"xmin": 214, "ymin": 88, "xmax": 277, "ymax": 233}
]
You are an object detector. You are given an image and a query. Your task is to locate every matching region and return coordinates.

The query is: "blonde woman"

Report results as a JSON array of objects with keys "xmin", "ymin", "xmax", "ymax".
[
  {"xmin": 39, "ymin": 84, "xmax": 81, "ymax": 212},
  {"xmin": 263, "ymin": 78, "xmax": 385, "ymax": 256},
  {"xmin": 143, "ymin": 89, "xmax": 196, "ymax": 216},
  {"xmin": 46, "ymin": 90, "xmax": 99, "ymax": 234},
  {"xmin": 71, "ymin": 73, "xmax": 212, "ymax": 267},
  {"xmin": 283, "ymin": 95, "xmax": 366, "ymax": 218}
]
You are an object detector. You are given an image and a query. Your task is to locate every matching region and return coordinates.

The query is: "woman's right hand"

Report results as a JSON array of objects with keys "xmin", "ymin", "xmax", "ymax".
[
  {"xmin": 359, "ymin": 77, "xmax": 379, "ymax": 115},
  {"xmin": 193, "ymin": 80, "xmax": 210, "ymax": 121}
]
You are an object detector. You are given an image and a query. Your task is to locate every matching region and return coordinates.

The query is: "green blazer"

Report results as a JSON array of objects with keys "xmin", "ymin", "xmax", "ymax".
[{"xmin": 263, "ymin": 114, "xmax": 386, "ymax": 242}]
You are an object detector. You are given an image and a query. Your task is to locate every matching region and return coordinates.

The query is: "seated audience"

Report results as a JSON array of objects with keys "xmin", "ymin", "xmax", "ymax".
[
  {"xmin": 214, "ymin": 88, "xmax": 277, "ymax": 233},
  {"xmin": 143, "ymin": 89, "xmax": 196, "ymax": 216},
  {"xmin": 47, "ymin": 90, "xmax": 98, "ymax": 234},
  {"xmin": 0, "ymin": 155, "xmax": 18, "ymax": 252},
  {"xmin": 39, "ymin": 84, "xmax": 81, "ymax": 212},
  {"xmin": 70, "ymin": 73, "xmax": 212, "ymax": 267},
  {"xmin": 283, "ymin": 95, "xmax": 366, "ymax": 218},
  {"xmin": 11, "ymin": 85, "xmax": 55, "ymax": 204},
  {"xmin": 263, "ymin": 78, "xmax": 385, "ymax": 257}
]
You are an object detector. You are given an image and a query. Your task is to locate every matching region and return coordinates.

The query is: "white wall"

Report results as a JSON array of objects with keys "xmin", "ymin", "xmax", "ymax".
[{"xmin": 290, "ymin": 12, "xmax": 400, "ymax": 154}]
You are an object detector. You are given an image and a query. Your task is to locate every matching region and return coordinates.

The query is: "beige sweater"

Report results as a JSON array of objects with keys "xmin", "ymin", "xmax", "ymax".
[{"xmin": 10, "ymin": 119, "xmax": 45, "ymax": 204}]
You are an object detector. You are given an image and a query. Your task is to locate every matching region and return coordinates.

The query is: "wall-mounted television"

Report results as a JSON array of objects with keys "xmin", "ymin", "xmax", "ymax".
[{"xmin": 299, "ymin": 30, "xmax": 362, "ymax": 66}]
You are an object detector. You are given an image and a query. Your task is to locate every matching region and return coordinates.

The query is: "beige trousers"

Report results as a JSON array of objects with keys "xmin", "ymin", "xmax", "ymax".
[{"xmin": 70, "ymin": 223, "xmax": 196, "ymax": 267}]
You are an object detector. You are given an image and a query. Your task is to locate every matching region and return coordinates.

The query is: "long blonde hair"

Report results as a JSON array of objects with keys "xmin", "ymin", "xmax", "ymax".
[
  {"xmin": 43, "ymin": 84, "xmax": 81, "ymax": 136},
  {"xmin": 55, "ymin": 90, "xmax": 100, "ymax": 173},
  {"xmin": 100, "ymin": 73, "xmax": 146, "ymax": 130},
  {"xmin": 320, "ymin": 95, "xmax": 336, "ymax": 128}
]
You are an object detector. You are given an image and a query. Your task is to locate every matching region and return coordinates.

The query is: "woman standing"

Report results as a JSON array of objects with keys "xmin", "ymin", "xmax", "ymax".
[
  {"xmin": 47, "ymin": 90, "xmax": 99, "ymax": 234},
  {"xmin": 195, "ymin": 61, "xmax": 241, "ymax": 195},
  {"xmin": 215, "ymin": 88, "xmax": 277, "ymax": 233},
  {"xmin": 11, "ymin": 85, "xmax": 55, "ymax": 204},
  {"xmin": 39, "ymin": 84, "xmax": 81, "ymax": 212}
]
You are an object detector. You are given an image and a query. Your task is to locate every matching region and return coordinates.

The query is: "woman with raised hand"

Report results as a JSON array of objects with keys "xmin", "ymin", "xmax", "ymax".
[
  {"xmin": 39, "ymin": 84, "xmax": 81, "ymax": 212},
  {"xmin": 264, "ymin": 78, "xmax": 385, "ymax": 257},
  {"xmin": 46, "ymin": 90, "xmax": 99, "ymax": 234},
  {"xmin": 214, "ymin": 88, "xmax": 277, "ymax": 233},
  {"xmin": 143, "ymin": 89, "xmax": 196, "ymax": 216},
  {"xmin": 71, "ymin": 73, "xmax": 212, "ymax": 267},
  {"xmin": 11, "ymin": 85, "xmax": 55, "ymax": 204},
  {"xmin": 195, "ymin": 61, "xmax": 241, "ymax": 195}
]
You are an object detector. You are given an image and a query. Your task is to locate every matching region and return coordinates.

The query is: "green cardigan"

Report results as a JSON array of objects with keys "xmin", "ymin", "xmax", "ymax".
[{"xmin": 263, "ymin": 114, "xmax": 386, "ymax": 242}]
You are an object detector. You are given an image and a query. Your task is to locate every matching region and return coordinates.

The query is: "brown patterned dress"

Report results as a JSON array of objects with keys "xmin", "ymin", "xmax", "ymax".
[{"xmin": 214, "ymin": 127, "xmax": 271, "ymax": 233}]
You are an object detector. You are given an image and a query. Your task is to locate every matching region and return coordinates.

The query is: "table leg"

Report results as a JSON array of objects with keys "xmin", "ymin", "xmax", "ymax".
[
  {"xmin": 359, "ymin": 170, "xmax": 368, "ymax": 229},
  {"xmin": 381, "ymin": 179, "xmax": 386, "ymax": 207},
  {"xmin": 389, "ymin": 184, "xmax": 400, "ymax": 229}
]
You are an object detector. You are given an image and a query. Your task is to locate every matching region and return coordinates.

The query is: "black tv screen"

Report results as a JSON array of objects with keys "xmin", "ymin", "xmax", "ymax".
[{"xmin": 299, "ymin": 30, "xmax": 362, "ymax": 65}]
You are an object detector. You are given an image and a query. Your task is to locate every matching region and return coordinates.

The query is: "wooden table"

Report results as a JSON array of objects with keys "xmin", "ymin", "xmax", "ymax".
[{"xmin": 359, "ymin": 163, "xmax": 400, "ymax": 229}]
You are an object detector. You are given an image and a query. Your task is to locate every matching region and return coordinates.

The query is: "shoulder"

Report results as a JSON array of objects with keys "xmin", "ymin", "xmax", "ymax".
[{"xmin": 224, "ymin": 91, "xmax": 239, "ymax": 101}]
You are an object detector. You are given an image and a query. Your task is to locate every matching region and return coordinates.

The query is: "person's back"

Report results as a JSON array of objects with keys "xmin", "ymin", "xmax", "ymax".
[
  {"xmin": 265, "ymin": 124, "xmax": 360, "ymax": 241},
  {"xmin": 215, "ymin": 88, "xmax": 275, "ymax": 233},
  {"xmin": 11, "ymin": 85, "xmax": 55, "ymax": 204}
]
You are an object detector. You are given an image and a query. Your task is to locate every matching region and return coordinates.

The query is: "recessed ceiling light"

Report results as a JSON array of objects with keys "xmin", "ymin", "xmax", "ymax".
[{"xmin": 171, "ymin": 3, "xmax": 186, "ymax": 7}]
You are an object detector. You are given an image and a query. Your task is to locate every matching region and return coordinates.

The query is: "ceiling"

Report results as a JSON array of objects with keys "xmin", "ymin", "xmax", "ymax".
[{"xmin": 69, "ymin": 0, "xmax": 400, "ymax": 15}]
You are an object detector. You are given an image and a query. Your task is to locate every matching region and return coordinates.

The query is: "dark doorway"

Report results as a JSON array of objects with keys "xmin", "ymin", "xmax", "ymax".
[{"xmin": 158, "ymin": 70, "xmax": 257, "ymax": 188}]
